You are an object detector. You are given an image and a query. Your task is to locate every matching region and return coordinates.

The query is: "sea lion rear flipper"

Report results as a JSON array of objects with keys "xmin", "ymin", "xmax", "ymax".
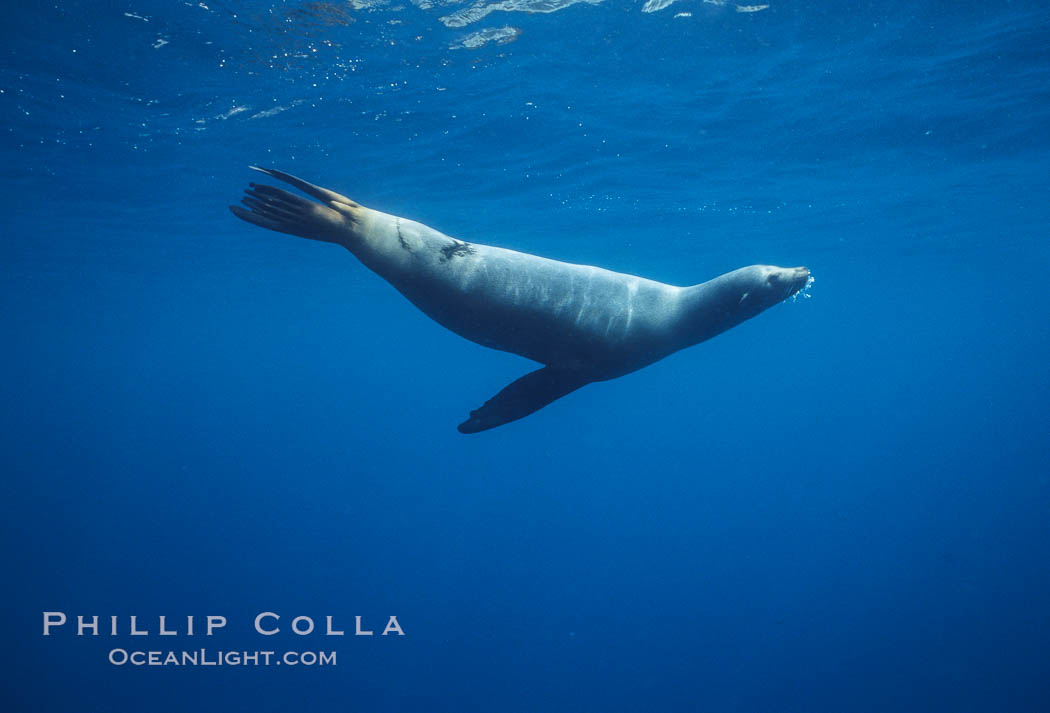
[
  {"xmin": 229, "ymin": 182, "xmax": 344, "ymax": 243},
  {"xmin": 457, "ymin": 367, "xmax": 591, "ymax": 434},
  {"xmin": 249, "ymin": 166, "xmax": 359, "ymax": 208}
]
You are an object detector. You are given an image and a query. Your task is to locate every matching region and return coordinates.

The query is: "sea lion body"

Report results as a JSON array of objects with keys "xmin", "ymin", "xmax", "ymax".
[
  {"xmin": 230, "ymin": 168, "xmax": 810, "ymax": 432},
  {"xmin": 355, "ymin": 210, "xmax": 683, "ymax": 376}
]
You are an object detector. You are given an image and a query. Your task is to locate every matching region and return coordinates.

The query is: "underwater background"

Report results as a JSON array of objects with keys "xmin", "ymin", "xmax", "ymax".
[{"xmin": 3, "ymin": 1, "xmax": 1049, "ymax": 711}]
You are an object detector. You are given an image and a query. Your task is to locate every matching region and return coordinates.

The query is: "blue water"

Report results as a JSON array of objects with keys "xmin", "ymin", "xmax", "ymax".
[{"xmin": 3, "ymin": 1, "xmax": 1049, "ymax": 711}]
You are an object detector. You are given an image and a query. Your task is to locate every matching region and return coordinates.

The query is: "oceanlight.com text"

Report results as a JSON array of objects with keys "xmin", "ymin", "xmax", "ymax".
[{"xmin": 108, "ymin": 648, "xmax": 337, "ymax": 667}]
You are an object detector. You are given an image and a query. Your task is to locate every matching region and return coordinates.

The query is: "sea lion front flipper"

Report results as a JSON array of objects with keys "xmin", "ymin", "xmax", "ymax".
[
  {"xmin": 457, "ymin": 367, "xmax": 591, "ymax": 434},
  {"xmin": 249, "ymin": 166, "xmax": 359, "ymax": 208}
]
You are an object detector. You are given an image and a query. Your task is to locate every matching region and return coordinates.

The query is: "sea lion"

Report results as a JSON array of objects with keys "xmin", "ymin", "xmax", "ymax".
[{"xmin": 230, "ymin": 167, "xmax": 810, "ymax": 433}]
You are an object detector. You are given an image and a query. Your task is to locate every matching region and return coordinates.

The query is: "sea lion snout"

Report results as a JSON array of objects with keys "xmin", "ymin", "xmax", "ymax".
[
  {"xmin": 779, "ymin": 266, "xmax": 810, "ymax": 298},
  {"xmin": 792, "ymin": 266, "xmax": 810, "ymax": 290}
]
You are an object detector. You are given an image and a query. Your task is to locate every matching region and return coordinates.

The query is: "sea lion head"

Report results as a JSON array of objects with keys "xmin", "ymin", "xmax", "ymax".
[{"xmin": 730, "ymin": 264, "xmax": 811, "ymax": 315}]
